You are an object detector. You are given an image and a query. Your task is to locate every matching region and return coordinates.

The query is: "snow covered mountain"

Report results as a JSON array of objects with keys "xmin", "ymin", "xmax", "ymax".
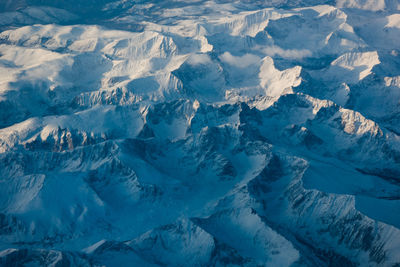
[{"xmin": 0, "ymin": 0, "xmax": 399, "ymax": 266}]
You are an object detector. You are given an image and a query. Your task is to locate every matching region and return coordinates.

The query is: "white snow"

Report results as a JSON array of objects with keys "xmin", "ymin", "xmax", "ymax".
[{"xmin": 0, "ymin": 0, "xmax": 399, "ymax": 266}]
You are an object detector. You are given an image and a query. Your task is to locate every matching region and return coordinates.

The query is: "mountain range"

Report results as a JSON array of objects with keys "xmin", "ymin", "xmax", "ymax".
[{"xmin": 0, "ymin": 0, "xmax": 400, "ymax": 266}]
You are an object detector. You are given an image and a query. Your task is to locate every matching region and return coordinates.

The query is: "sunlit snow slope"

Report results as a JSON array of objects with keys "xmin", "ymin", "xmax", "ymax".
[{"xmin": 0, "ymin": 0, "xmax": 400, "ymax": 266}]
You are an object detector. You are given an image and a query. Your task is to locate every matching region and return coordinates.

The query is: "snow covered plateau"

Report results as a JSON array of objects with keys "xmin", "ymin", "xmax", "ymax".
[{"xmin": 0, "ymin": 0, "xmax": 400, "ymax": 266}]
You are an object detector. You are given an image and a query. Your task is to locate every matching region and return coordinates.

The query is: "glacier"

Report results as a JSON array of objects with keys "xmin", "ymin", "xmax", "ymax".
[{"xmin": 0, "ymin": 0, "xmax": 400, "ymax": 266}]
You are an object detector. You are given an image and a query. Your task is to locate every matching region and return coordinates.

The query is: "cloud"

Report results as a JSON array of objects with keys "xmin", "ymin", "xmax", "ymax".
[
  {"xmin": 219, "ymin": 52, "xmax": 260, "ymax": 68},
  {"xmin": 263, "ymin": 45, "xmax": 312, "ymax": 59},
  {"xmin": 186, "ymin": 53, "xmax": 212, "ymax": 65}
]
